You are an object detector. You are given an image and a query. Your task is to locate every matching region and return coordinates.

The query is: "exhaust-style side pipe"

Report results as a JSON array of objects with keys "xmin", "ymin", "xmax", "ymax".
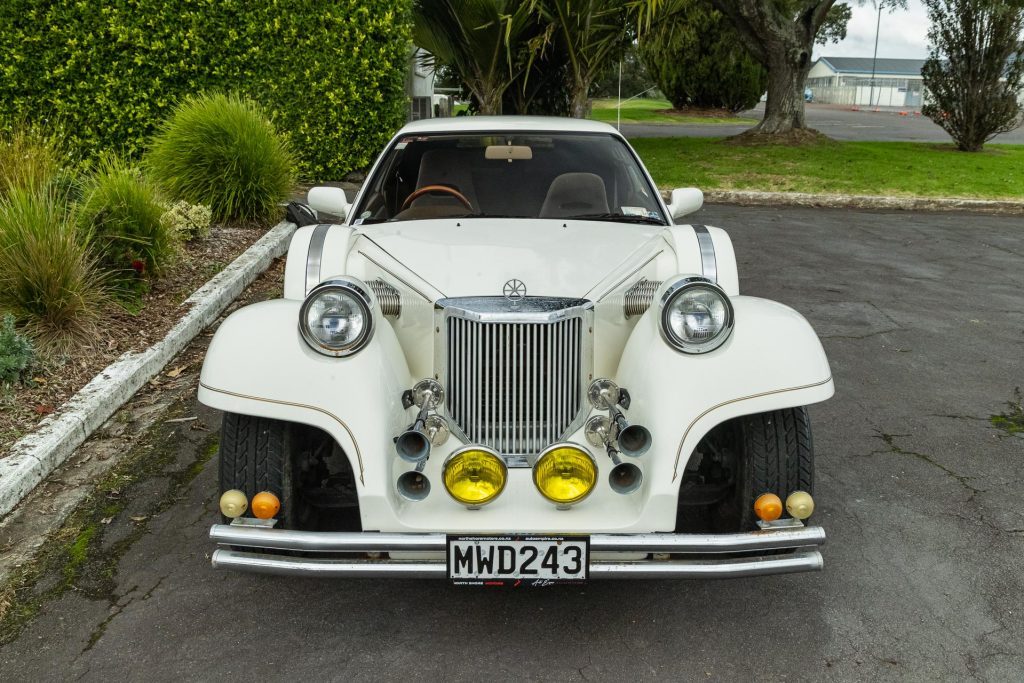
[
  {"xmin": 609, "ymin": 406, "xmax": 652, "ymax": 457},
  {"xmin": 586, "ymin": 416, "xmax": 643, "ymax": 495},
  {"xmin": 396, "ymin": 403, "xmax": 432, "ymax": 462}
]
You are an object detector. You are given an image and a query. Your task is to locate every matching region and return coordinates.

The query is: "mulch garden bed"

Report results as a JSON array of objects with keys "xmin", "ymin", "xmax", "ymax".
[{"xmin": 0, "ymin": 223, "xmax": 273, "ymax": 456}]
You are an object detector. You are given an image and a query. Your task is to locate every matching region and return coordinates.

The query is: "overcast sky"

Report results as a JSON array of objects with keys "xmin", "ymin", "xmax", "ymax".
[{"xmin": 816, "ymin": 1, "xmax": 931, "ymax": 60}]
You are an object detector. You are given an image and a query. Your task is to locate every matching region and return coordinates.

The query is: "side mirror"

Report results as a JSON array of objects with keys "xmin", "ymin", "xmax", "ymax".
[
  {"xmin": 666, "ymin": 187, "xmax": 703, "ymax": 220},
  {"xmin": 307, "ymin": 186, "xmax": 349, "ymax": 220}
]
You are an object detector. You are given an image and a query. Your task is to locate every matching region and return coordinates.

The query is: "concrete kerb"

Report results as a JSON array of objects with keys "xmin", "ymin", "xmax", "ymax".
[
  {"xmin": 700, "ymin": 190, "xmax": 1024, "ymax": 215},
  {"xmin": 0, "ymin": 220, "xmax": 296, "ymax": 519}
]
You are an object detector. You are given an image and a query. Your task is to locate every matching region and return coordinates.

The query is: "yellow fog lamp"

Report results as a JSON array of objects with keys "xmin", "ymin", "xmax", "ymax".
[
  {"xmin": 785, "ymin": 491, "xmax": 815, "ymax": 520},
  {"xmin": 442, "ymin": 446, "xmax": 508, "ymax": 507},
  {"xmin": 533, "ymin": 443, "xmax": 598, "ymax": 507}
]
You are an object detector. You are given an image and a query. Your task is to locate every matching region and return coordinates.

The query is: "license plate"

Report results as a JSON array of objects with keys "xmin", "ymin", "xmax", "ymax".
[{"xmin": 447, "ymin": 535, "xmax": 589, "ymax": 586}]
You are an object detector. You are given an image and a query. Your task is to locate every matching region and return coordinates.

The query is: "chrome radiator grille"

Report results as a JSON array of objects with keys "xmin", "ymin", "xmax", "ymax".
[{"xmin": 440, "ymin": 298, "xmax": 592, "ymax": 457}]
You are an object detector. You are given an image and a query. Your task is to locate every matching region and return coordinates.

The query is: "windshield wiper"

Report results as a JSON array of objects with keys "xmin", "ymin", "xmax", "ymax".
[{"xmin": 563, "ymin": 213, "xmax": 667, "ymax": 226}]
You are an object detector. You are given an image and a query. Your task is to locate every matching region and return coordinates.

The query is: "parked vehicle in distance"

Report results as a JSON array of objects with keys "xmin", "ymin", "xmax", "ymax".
[{"xmin": 200, "ymin": 117, "xmax": 833, "ymax": 584}]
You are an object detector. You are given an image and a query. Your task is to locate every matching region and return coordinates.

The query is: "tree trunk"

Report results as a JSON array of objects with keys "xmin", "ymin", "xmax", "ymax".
[
  {"xmin": 755, "ymin": 50, "xmax": 812, "ymax": 134},
  {"xmin": 478, "ymin": 88, "xmax": 504, "ymax": 115},
  {"xmin": 569, "ymin": 80, "xmax": 591, "ymax": 119}
]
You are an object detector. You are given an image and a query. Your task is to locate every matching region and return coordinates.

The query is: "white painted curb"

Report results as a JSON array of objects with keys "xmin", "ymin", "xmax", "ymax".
[
  {"xmin": 0, "ymin": 220, "xmax": 296, "ymax": 519},
  {"xmin": 701, "ymin": 189, "xmax": 1024, "ymax": 214}
]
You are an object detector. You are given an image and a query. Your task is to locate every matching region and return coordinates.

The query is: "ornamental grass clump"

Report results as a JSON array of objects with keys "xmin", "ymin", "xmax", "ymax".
[
  {"xmin": 79, "ymin": 156, "xmax": 178, "ymax": 284},
  {"xmin": 146, "ymin": 93, "xmax": 296, "ymax": 222},
  {"xmin": 0, "ymin": 186, "xmax": 107, "ymax": 349},
  {"xmin": 0, "ymin": 313, "xmax": 35, "ymax": 385},
  {"xmin": 0, "ymin": 128, "xmax": 64, "ymax": 196}
]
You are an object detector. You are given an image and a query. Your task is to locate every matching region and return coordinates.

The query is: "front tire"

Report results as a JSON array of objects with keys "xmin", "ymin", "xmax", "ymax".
[
  {"xmin": 725, "ymin": 407, "xmax": 815, "ymax": 530},
  {"xmin": 219, "ymin": 412, "xmax": 296, "ymax": 527}
]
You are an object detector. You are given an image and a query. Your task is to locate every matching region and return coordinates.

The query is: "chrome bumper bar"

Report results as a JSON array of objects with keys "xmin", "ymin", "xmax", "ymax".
[{"xmin": 209, "ymin": 523, "xmax": 826, "ymax": 580}]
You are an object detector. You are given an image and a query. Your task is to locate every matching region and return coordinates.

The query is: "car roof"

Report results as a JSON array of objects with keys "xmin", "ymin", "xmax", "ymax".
[{"xmin": 397, "ymin": 116, "xmax": 621, "ymax": 136}]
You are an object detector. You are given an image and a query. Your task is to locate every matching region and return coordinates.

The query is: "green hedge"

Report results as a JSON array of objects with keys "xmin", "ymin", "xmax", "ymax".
[{"xmin": 0, "ymin": 0, "xmax": 412, "ymax": 181}]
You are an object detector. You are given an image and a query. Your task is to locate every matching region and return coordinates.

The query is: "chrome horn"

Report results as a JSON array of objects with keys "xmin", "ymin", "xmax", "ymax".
[
  {"xmin": 586, "ymin": 416, "xmax": 643, "ymax": 494},
  {"xmin": 395, "ymin": 379, "xmax": 449, "ymax": 463},
  {"xmin": 587, "ymin": 379, "xmax": 652, "ymax": 458}
]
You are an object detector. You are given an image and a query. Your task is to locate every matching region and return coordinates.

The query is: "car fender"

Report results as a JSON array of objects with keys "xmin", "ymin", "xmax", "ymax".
[
  {"xmin": 282, "ymin": 224, "xmax": 356, "ymax": 300},
  {"xmin": 614, "ymin": 294, "xmax": 833, "ymax": 492},
  {"xmin": 198, "ymin": 299, "xmax": 413, "ymax": 491},
  {"xmin": 664, "ymin": 225, "xmax": 739, "ymax": 295}
]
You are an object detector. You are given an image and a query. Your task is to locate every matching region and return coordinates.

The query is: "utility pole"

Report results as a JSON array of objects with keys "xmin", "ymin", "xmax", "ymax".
[{"xmin": 869, "ymin": 3, "xmax": 882, "ymax": 108}]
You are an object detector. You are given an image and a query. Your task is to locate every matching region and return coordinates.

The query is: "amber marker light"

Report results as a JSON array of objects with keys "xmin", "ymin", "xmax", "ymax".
[
  {"xmin": 754, "ymin": 493, "xmax": 783, "ymax": 522},
  {"xmin": 785, "ymin": 491, "xmax": 815, "ymax": 520},
  {"xmin": 219, "ymin": 490, "xmax": 248, "ymax": 518},
  {"xmin": 251, "ymin": 491, "xmax": 281, "ymax": 520}
]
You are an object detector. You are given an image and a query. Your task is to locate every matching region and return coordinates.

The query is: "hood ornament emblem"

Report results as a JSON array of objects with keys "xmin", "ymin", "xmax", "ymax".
[{"xmin": 503, "ymin": 279, "xmax": 527, "ymax": 305}]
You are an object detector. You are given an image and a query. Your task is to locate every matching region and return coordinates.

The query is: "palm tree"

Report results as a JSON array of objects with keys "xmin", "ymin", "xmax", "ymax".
[
  {"xmin": 413, "ymin": 0, "xmax": 539, "ymax": 115},
  {"xmin": 536, "ymin": 0, "xmax": 634, "ymax": 118}
]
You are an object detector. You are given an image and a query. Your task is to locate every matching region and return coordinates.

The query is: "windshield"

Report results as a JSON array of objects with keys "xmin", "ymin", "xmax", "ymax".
[{"xmin": 351, "ymin": 132, "xmax": 666, "ymax": 225}]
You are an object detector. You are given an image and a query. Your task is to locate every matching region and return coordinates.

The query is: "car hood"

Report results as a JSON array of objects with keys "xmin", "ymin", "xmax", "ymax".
[{"xmin": 353, "ymin": 218, "xmax": 664, "ymax": 298}]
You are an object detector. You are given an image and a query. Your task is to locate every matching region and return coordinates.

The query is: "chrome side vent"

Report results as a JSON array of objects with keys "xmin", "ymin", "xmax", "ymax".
[
  {"xmin": 623, "ymin": 279, "xmax": 662, "ymax": 318},
  {"xmin": 368, "ymin": 279, "xmax": 401, "ymax": 317}
]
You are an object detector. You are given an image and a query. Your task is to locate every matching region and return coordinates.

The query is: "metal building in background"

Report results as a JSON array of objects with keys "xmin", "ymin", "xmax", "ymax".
[{"xmin": 807, "ymin": 56, "xmax": 926, "ymax": 108}]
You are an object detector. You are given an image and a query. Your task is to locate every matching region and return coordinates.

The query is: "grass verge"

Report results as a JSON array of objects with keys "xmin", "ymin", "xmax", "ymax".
[
  {"xmin": 590, "ymin": 98, "xmax": 757, "ymax": 125},
  {"xmin": 632, "ymin": 137, "xmax": 1024, "ymax": 199}
]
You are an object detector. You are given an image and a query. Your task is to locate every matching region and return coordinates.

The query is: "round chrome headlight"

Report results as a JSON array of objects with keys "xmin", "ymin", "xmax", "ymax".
[
  {"xmin": 299, "ymin": 278, "xmax": 374, "ymax": 356},
  {"xmin": 659, "ymin": 277, "xmax": 734, "ymax": 353}
]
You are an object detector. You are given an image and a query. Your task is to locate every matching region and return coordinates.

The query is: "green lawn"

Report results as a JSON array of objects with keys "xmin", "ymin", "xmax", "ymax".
[
  {"xmin": 589, "ymin": 98, "xmax": 757, "ymax": 125},
  {"xmin": 632, "ymin": 137, "xmax": 1024, "ymax": 200}
]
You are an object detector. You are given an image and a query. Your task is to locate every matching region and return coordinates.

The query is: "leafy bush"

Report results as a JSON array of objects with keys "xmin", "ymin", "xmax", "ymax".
[
  {"xmin": 161, "ymin": 200, "xmax": 212, "ymax": 241},
  {"xmin": 0, "ymin": 128, "xmax": 64, "ymax": 195},
  {"xmin": 0, "ymin": 186, "xmax": 107, "ymax": 348},
  {"xmin": 0, "ymin": 0, "xmax": 412, "ymax": 180},
  {"xmin": 147, "ymin": 93, "xmax": 296, "ymax": 222},
  {"xmin": 79, "ymin": 156, "xmax": 177, "ymax": 282},
  {"xmin": 638, "ymin": 0, "xmax": 767, "ymax": 113},
  {"xmin": 0, "ymin": 313, "xmax": 34, "ymax": 385}
]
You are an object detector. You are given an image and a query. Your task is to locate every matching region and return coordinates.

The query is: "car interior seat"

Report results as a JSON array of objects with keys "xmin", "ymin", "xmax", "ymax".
[{"xmin": 538, "ymin": 172, "xmax": 609, "ymax": 218}]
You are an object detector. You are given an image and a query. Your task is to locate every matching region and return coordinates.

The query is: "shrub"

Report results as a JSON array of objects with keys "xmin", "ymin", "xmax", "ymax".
[
  {"xmin": 0, "ymin": 186, "xmax": 107, "ymax": 348},
  {"xmin": 161, "ymin": 200, "xmax": 212, "ymax": 241},
  {"xmin": 0, "ymin": 313, "xmax": 34, "ymax": 385},
  {"xmin": 147, "ymin": 93, "xmax": 296, "ymax": 222},
  {"xmin": 79, "ymin": 156, "xmax": 177, "ymax": 282},
  {"xmin": 0, "ymin": 128, "xmax": 64, "ymax": 196},
  {"xmin": 0, "ymin": 0, "xmax": 412, "ymax": 180},
  {"xmin": 921, "ymin": 0, "xmax": 1024, "ymax": 152},
  {"xmin": 638, "ymin": 0, "xmax": 767, "ymax": 113}
]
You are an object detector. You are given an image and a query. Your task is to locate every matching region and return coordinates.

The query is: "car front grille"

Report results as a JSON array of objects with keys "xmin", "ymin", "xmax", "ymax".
[{"xmin": 439, "ymin": 297, "xmax": 592, "ymax": 458}]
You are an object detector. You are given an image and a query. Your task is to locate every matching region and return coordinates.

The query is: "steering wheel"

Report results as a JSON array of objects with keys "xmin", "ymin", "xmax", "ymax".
[{"xmin": 401, "ymin": 184, "xmax": 473, "ymax": 212}]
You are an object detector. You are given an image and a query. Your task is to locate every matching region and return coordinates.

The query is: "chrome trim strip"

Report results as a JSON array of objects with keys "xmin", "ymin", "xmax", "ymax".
[
  {"xmin": 672, "ymin": 376, "xmax": 834, "ymax": 480},
  {"xmin": 358, "ymin": 250, "xmax": 435, "ymax": 303},
  {"xmin": 590, "ymin": 250, "xmax": 662, "ymax": 302},
  {"xmin": 693, "ymin": 224, "xmax": 717, "ymax": 283},
  {"xmin": 305, "ymin": 224, "xmax": 331, "ymax": 294},
  {"xmin": 210, "ymin": 548, "xmax": 823, "ymax": 579},
  {"xmin": 437, "ymin": 296, "xmax": 593, "ymax": 323},
  {"xmin": 209, "ymin": 524, "xmax": 826, "ymax": 554}
]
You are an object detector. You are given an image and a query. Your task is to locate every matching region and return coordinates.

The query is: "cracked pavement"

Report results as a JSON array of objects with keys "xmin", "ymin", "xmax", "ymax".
[{"xmin": 1, "ymin": 205, "xmax": 1023, "ymax": 681}]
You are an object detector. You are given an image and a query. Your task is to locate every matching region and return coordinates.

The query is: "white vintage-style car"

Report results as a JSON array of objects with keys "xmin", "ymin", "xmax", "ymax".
[{"xmin": 201, "ymin": 117, "xmax": 833, "ymax": 584}]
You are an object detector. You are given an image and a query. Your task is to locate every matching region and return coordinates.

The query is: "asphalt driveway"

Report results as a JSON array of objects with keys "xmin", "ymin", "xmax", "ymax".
[
  {"xmin": 620, "ymin": 104, "xmax": 1024, "ymax": 143},
  {"xmin": 1, "ymin": 205, "xmax": 1022, "ymax": 681}
]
